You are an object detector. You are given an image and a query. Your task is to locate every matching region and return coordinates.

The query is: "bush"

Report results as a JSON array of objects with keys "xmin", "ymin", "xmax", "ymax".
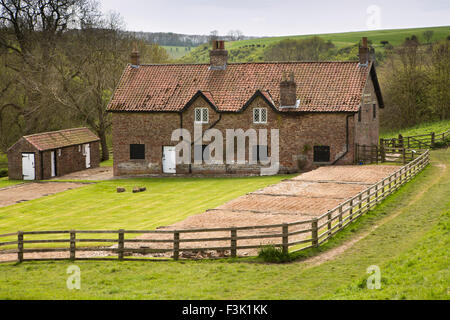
[
  {"xmin": 258, "ymin": 245, "xmax": 291, "ymax": 263},
  {"xmin": 0, "ymin": 168, "xmax": 7, "ymax": 178}
]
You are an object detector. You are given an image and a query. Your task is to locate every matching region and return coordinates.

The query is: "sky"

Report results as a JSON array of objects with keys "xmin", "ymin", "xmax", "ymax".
[{"xmin": 99, "ymin": 0, "xmax": 450, "ymax": 36}]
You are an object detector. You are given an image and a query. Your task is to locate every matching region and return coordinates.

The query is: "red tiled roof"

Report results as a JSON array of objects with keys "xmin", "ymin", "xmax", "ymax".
[
  {"xmin": 23, "ymin": 128, "xmax": 99, "ymax": 151},
  {"xmin": 107, "ymin": 61, "xmax": 375, "ymax": 113}
]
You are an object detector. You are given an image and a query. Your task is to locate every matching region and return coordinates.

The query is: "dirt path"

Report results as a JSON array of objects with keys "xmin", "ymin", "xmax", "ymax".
[
  {"xmin": 52, "ymin": 167, "xmax": 113, "ymax": 181},
  {"xmin": 301, "ymin": 161, "xmax": 446, "ymax": 268},
  {"xmin": 0, "ymin": 182, "xmax": 89, "ymax": 208}
]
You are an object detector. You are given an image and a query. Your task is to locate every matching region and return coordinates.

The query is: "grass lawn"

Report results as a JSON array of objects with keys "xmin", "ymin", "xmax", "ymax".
[
  {"xmin": 0, "ymin": 175, "xmax": 291, "ymax": 234},
  {"xmin": 380, "ymin": 119, "xmax": 450, "ymax": 139},
  {"xmin": 0, "ymin": 149, "xmax": 448, "ymax": 299},
  {"xmin": 0, "ymin": 177, "xmax": 24, "ymax": 188}
]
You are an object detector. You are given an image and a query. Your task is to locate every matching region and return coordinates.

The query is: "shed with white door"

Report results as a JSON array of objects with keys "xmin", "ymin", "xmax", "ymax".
[{"xmin": 7, "ymin": 128, "xmax": 100, "ymax": 180}]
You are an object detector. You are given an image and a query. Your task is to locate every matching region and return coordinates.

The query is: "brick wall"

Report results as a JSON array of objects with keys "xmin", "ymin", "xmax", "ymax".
[
  {"xmin": 112, "ymin": 95, "xmax": 360, "ymax": 176},
  {"xmin": 355, "ymin": 76, "xmax": 380, "ymax": 147}
]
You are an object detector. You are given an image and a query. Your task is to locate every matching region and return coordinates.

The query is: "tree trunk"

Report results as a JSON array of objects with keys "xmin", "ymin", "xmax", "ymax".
[{"xmin": 98, "ymin": 129, "xmax": 109, "ymax": 162}]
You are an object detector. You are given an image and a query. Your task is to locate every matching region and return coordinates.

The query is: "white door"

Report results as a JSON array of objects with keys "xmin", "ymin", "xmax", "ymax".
[
  {"xmin": 51, "ymin": 151, "xmax": 56, "ymax": 177},
  {"xmin": 84, "ymin": 144, "xmax": 91, "ymax": 168},
  {"xmin": 162, "ymin": 146, "xmax": 176, "ymax": 174},
  {"xmin": 22, "ymin": 153, "xmax": 35, "ymax": 181}
]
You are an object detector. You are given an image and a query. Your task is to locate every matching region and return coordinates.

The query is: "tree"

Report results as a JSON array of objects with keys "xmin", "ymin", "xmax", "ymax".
[
  {"xmin": 264, "ymin": 37, "xmax": 335, "ymax": 62},
  {"xmin": 423, "ymin": 30, "xmax": 434, "ymax": 44}
]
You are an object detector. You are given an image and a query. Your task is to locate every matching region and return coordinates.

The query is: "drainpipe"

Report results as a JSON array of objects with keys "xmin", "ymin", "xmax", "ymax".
[{"xmin": 332, "ymin": 114, "xmax": 354, "ymax": 165}]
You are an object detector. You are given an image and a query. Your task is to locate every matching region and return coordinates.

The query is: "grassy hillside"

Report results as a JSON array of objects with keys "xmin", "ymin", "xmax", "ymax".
[
  {"xmin": 181, "ymin": 26, "xmax": 450, "ymax": 63},
  {"xmin": 162, "ymin": 45, "xmax": 193, "ymax": 59},
  {"xmin": 381, "ymin": 119, "xmax": 450, "ymax": 139},
  {"xmin": 0, "ymin": 149, "xmax": 448, "ymax": 299}
]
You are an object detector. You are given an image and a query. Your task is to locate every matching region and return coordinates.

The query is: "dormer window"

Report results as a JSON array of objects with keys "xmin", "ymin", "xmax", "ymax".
[
  {"xmin": 195, "ymin": 108, "xmax": 209, "ymax": 124},
  {"xmin": 253, "ymin": 108, "xmax": 267, "ymax": 124}
]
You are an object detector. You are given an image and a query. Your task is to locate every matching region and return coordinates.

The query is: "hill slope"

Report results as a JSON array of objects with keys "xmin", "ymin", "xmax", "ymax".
[{"xmin": 181, "ymin": 26, "xmax": 450, "ymax": 63}]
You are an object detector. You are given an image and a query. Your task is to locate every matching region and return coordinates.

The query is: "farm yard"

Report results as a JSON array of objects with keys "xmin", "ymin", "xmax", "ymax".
[{"xmin": 0, "ymin": 149, "xmax": 447, "ymax": 299}]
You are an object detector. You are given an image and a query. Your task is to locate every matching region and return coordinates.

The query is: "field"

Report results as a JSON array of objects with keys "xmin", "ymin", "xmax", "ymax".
[
  {"xmin": 162, "ymin": 45, "xmax": 193, "ymax": 59},
  {"xmin": 0, "ymin": 149, "xmax": 448, "ymax": 299},
  {"xmin": 181, "ymin": 26, "xmax": 450, "ymax": 63}
]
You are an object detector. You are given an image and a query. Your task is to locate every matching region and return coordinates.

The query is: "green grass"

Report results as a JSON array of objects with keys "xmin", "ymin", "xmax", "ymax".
[
  {"xmin": 0, "ymin": 150, "xmax": 448, "ymax": 299},
  {"xmin": 162, "ymin": 45, "xmax": 193, "ymax": 59},
  {"xmin": 181, "ymin": 26, "xmax": 450, "ymax": 63},
  {"xmin": 0, "ymin": 175, "xmax": 291, "ymax": 234},
  {"xmin": 0, "ymin": 177, "xmax": 23, "ymax": 188},
  {"xmin": 100, "ymin": 158, "xmax": 113, "ymax": 167},
  {"xmin": 381, "ymin": 119, "xmax": 450, "ymax": 139}
]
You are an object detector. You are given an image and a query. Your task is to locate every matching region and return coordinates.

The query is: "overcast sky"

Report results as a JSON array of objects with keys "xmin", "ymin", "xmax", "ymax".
[{"xmin": 99, "ymin": 0, "xmax": 449, "ymax": 36}]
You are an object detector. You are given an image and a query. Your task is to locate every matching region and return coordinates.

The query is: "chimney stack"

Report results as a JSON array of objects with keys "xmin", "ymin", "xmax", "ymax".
[
  {"xmin": 359, "ymin": 37, "xmax": 370, "ymax": 66},
  {"xmin": 209, "ymin": 40, "xmax": 228, "ymax": 70},
  {"xmin": 130, "ymin": 44, "xmax": 140, "ymax": 67},
  {"xmin": 280, "ymin": 72, "xmax": 297, "ymax": 107}
]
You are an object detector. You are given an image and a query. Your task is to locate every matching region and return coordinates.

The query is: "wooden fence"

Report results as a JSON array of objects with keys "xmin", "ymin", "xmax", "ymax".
[
  {"xmin": 355, "ymin": 145, "xmax": 428, "ymax": 165},
  {"xmin": 380, "ymin": 129, "xmax": 449, "ymax": 150},
  {"xmin": 0, "ymin": 150, "xmax": 430, "ymax": 263}
]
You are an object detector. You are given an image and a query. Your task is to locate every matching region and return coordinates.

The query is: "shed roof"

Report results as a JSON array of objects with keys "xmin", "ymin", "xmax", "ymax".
[{"xmin": 19, "ymin": 128, "xmax": 99, "ymax": 151}]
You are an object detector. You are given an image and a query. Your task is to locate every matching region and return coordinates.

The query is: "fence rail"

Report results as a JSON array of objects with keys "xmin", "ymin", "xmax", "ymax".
[
  {"xmin": 0, "ymin": 150, "xmax": 430, "ymax": 263},
  {"xmin": 355, "ymin": 145, "xmax": 427, "ymax": 164},
  {"xmin": 380, "ymin": 129, "xmax": 449, "ymax": 150}
]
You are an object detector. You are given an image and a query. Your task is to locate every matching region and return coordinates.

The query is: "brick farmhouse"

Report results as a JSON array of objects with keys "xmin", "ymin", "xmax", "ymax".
[
  {"xmin": 7, "ymin": 128, "xmax": 100, "ymax": 180},
  {"xmin": 107, "ymin": 38, "xmax": 384, "ymax": 176}
]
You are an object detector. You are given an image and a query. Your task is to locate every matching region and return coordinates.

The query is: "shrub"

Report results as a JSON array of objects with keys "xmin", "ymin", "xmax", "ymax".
[
  {"xmin": 258, "ymin": 245, "xmax": 291, "ymax": 263},
  {"xmin": 0, "ymin": 168, "xmax": 7, "ymax": 178}
]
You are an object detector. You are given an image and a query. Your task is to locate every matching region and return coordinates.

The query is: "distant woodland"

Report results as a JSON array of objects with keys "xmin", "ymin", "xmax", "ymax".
[{"xmin": 0, "ymin": 0, "xmax": 170, "ymax": 159}]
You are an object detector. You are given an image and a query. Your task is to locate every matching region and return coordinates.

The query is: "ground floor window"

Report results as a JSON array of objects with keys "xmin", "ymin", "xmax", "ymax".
[
  {"xmin": 252, "ymin": 145, "xmax": 268, "ymax": 163},
  {"xmin": 130, "ymin": 144, "xmax": 145, "ymax": 160},
  {"xmin": 314, "ymin": 146, "xmax": 330, "ymax": 163}
]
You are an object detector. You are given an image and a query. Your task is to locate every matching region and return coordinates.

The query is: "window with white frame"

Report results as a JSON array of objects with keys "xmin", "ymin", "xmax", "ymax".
[
  {"xmin": 195, "ymin": 108, "xmax": 209, "ymax": 124},
  {"xmin": 253, "ymin": 108, "xmax": 267, "ymax": 124}
]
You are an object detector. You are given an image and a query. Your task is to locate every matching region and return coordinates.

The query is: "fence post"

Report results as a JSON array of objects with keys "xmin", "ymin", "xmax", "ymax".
[
  {"xmin": 282, "ymin": 224, "xmax": 289, "ymax": 254},
  {"xmin": 118, "ymin": 229, "xmax": 124, "ymax": 261},
  {"xmin": 402, "ymin": 148, "xmax": 406, "ymax": 164},
  {"xmin": 366, "ymin": 189, "xmax": 371, "ymax": 210},
  {"xmin": 17, "ymin": 231, "xmax": 23, "ymax": 263},
  {"xmin": 349, "ymin": 199, "xmax": 354, "ymax": 221},
  {"xmin": 431, "ymin": 132, "xmax": 435, "ymax": 148},
  {"xmin": 173, "ymin": 232, "xmax": 180, "ymax": 260},
  {"xmin": 375, "ymin": 184, "xmax": 379, "ymax": 204},
  {"xmin": 380, "ymin": 145, "xmax": 386, "ymax": 162},
  {"xmin": 375, "ymin": 145, "xmax": 379, "ymax": 164},
  {"xmin": 230, "ymin": 228, "xmax": 237, "ymax": 258},
  {"xmin": 338, "ymin": 205, "xmax": 343, "ymax": 229},
  {"xmin": 70, "ymin": 230, "xmax": 76, "ymax": 261},
  {"xmin": 312, "ymin": 219, "xmax": 319, "ymax": 248},
  {"xmin": 327, "ymin": 212, "xmax": 332, "ymax": 237}
]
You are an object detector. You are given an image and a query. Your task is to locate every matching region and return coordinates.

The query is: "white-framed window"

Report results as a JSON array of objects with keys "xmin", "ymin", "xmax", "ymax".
[
  {"xmin": 195, "ymin": 108, "xmax": 209, "ymax": 124},
  {"xmin": 253, "ymin": 108, "xmax": 267, "ymax": 124}
]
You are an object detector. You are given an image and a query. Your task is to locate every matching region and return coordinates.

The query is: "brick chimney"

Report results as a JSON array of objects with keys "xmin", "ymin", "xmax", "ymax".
[
  {"xmin": 359, "ymin": 37, "xmax": 370, "ymax": 66},
  {"xmin": 280, "ymin": 72, "xmax": 297, "ymax": 107},
  {"xmin": 130, "ymin": 44, "xmax": 140, "ymax": 67},
  {"xmin": 209, "ymin": 40, "xmax": 228, "ymax": 70}
]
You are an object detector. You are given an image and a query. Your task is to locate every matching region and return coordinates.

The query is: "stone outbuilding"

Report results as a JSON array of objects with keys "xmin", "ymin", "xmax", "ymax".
[{"xmin": 7, "ymin": 127, "xmax": 100, "ymax": 180}]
